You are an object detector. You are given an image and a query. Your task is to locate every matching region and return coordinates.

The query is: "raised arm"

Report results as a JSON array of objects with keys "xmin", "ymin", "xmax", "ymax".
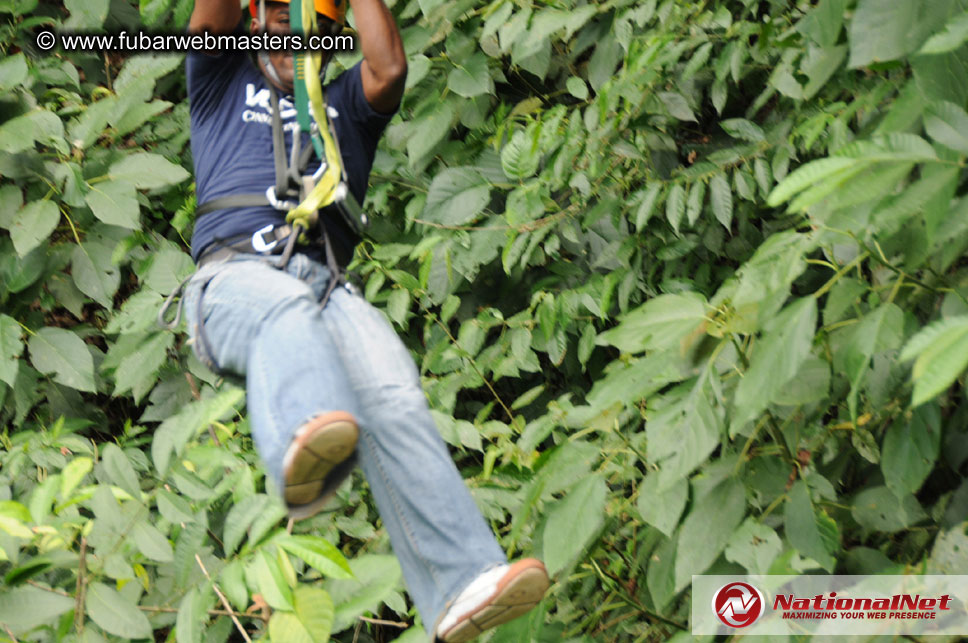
[
  {"xmin": 349, "ymin": 0, "xmax": 407, "ymax": 114},
  {"xmin": 189, "ymin": 0, "xmax": 243, "ymax": 33}
]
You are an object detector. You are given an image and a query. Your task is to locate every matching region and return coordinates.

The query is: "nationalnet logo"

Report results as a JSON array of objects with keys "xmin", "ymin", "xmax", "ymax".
[
  {"xmin": 695, "ymin": 575, "xmax": 968, "ymax": 635},
  {"xmin": 712, "ymin": 582, "xmax": 765, "ymax": 628}
]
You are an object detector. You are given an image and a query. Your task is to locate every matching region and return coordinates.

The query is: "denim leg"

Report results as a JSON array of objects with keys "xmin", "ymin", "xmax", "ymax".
[
  {"xmin": 183, "ymin": 255, "xmax": 361, "ymax": 491},
  {"xmin": 184, "ymin": 253, "xmax": 506, "ymax": 633},
  {"xmin": 319, "ymin": 286, "xmax": 506, "ymax": 633}
]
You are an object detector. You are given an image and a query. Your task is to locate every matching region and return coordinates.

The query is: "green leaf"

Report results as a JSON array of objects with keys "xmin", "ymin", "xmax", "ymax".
[
  {"xmin": 675, "ymin": 477, "xmax": 745, "ymax": 590},
  {"xmin": 665, "ymin": 183, "xmax": 685, "ymax": 233},
  {"xmin": 851, "ymin": 486, "xmax": 926, "ymax": 532},
  {"xmin": 132, "ymin": 522, "xmax": 174, "ymax": 562},
  {"xmin": 143, "ymin": 246, "xmax": 194, "ymax": 294},
  {"xmin": 633, "ymin": 183, "xmax": 662, "ymax": 231},
  {"xmin": 784, "ymin": 481, "xmax": 837, "ymax": 571},
  {"xmin": 85, "ymin": 179, "xmax": 141, "ymax": 229},
  {"xmin": 0, "ymin": 586, "xmax": 74, "ymax": 633},
  {"xmin": 63, "ymin": 0, "xmax": 109, "ymax": 29},
  {"xmin": 848, "ymin": 0, "xmax": 942, "ymax": 68},
  {"xmin": 566, "ymin": 76, "xmax": 589, "ymax": 100},
  {"xmin": 543, "ymin": 473, "xmax": 607, "ymax": 576},
  {"xmin": 501, "ymin": 130, "xmax": 540, "ymax": 180},
  {"xmin": 648, "ymin": 376, "xmax": 723, "ymax": 490},
  {"xmin": 733, "ymin": 298, "xmax": 817, "ymax": 429},
  {"xmin": 86, "ymin": 582, "xmax": 153, "ymax": 639},
  {"xmin": 0, "ymin": 53, "xmax": 28, "ymax": 93},
  {"xmin": 637, "ymin": 475, "xmax": 687, "ymax": 537},
  {"xmin": 447, "ymin": 53, "xmax": 492, "ymax": 98},
  {"xmin": 767, "ymin": 157, "xmax": 858, "ymax": 207},
  {"xmin": 61, "ymin": 456, "xmax": 93, "ymax": 498},
  {"xmin": 422, "ymin": 168, "xmax": 490, "ymax": 226},
  {"xmin": 101, "ymin": 443, "xmax": 141, "ymax": 499},
  {"xmin": 109, "ymin": 152, "xmax": 190, "ymax": 189},
  {"xmin": 72, "ymin": 241, "xmax": 121, "ymax": 308},
  {"xmin": 176, "ymin": 587, "xmax": 204, "ymax": 643},
  {"xmin": 924, "ymin": 100, "xmax": 968, "ymax": 154},
  {"xmin": 246, "ymin": 549, "xmax": 293, "ymax": 611},
  {"xmin": 325, "ymin": 554, "xmax": 402, "ymax": 632},
  {"xmin": 597, "ymin": 292, "xmax": 706, "ymax": 354},
  {"xmin": 709, "ymin": 173, "xmax": 733, "ymax": 230},
  {"xmin": 725, "ymin": 518, "xmax": 782, "ymax": 575},
  {"xmin": 658, "ymin": 92, "xmax": 695, "ymax": 121},
  {"xmin": 881, "ymin": 404, "xmax": 941, "ymax": 496},
  {"xmin": 278, "ymin": 534, "xmax": 354, "ymax": 580},
  {"xmin": 839, "ymin": 303, "xmax": 905, "ymax": 417},
  {"xmin": 720, "ymin": 119, "xmax": 765, "ymax": 142},
  {"xmin": 900, "ymin": 317, "xmax": 968, "ymax": 406},
  {"xmin": 3, "ymin": 200, "xmax": 59, "ymax": 256},
  {"xmin": 919, "ymin": 10, "xmax": 968, "ymax": 54},
  {"xmin": 113, "ymin": 332, "xmax": 172, "ymax": 403},
  {"xmin": 28, "ymin": 327, "xmax": 97, "ymax": 393},
  {"xmin": 406, "ymin": 101, "xmax": 455, "ymax": 164},
  {"xmin": 295, "ymin": 587, "xmax": 334, "ymax": 643},
  {"xmin": 685, "ymin": 181, "xmax": 705, "ymax": 226},
  {"xmin": 0, "ymin": 314, "xmax": 22, "ymax": 388}
]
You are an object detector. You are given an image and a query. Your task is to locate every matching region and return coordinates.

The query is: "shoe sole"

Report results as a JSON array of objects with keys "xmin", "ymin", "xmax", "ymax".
[
  {"xmin": 439, "ymin": 559, "xmax": 550, "ymax": 643},
  {"xmin": 284, "ymin": 411, "xmax": 358, "ymax": 518}
]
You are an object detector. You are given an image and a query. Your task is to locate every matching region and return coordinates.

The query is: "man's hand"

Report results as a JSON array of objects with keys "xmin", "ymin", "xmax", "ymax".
[
  {"xmin": 349, "ymin": 0, "xmax": 407, "ymax": 114},
  {"xmin": 189, "ymin": 0, "xmax": 243, "ymax": 34}
]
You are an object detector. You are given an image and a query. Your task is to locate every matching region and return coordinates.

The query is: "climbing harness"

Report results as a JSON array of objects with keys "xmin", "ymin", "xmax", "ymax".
[{"xmin": 159, "ymin": 0, "xmax": 364, "ymax": 332}]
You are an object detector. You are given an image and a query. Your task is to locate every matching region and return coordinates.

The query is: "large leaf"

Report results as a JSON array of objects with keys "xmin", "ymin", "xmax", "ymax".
[
  {"xmin": 674, "ymin": 477, "xmax": 745, "ymax": 590},
  {"xmin": 86, "ymin": 582, "xmax": 152, "ymax": 639},
  {"xmin": 596, "ymin": 292, "xmax": 707, "ymax": 354},
  {"xmin": 108, "ymin": 152, "xmax": 190, "ymax": 189},
  {"xmin": 4, "ymin": 200, "xmax": 59, "ymax": 256},
  {"xmin": 447, "ymin": 53, "xmax": 492, "ymax": 98},
  {"xmin": 422, "ymin": 168, "xmax": 491, "ymax": 226},
  {"xmin": 0, "ymin": 314, "xmax": 22, "ymax": 388},
  {"xmin": 924, "ymin": 100, "xmax": 968, "ymax": 154},
  {"xmin": 881, "ymin": 404, "xmax": 941, "ymax": 496},
  {"xmin": 0, "ymin": 586, "xmax": 74, "ymax": 633},
  {"xmin": 85, "ymin": 179, "xmax": 140, "ymax": 229},
  {"xmin": 325, "ymin": 554, "xmax": 402, "ymax": 632},
  {"xmin": 637, "ymin": 475, "xmax": 687, "ymax": 537},
  {"xmin": 784, "ymin": 480, "xmax": 838, "ymax": 572},
  {"xmin": 732, "ymin": 297, "xmax": 817, "ymax": 429},
  {"xmin": 900, "ymin": 316, "xmax": 968, "ymax": 406},
  {"xmin": 72, "ymin": 240, "xmax": 121, "ymax": 307},
  {"xmin": 851, "ymin": 486, "xmax": 927, "ymax": 532},
  {"xmin": 647, "ymin": 376, "xmax": 723, "ymax": 490},
  {"xmin": 543, "ymin": 473, "xmax": 608, "ymax": 576},
  {"xmin": 278, "ymin": 534, "xmax": 354, "ymax": 580},
  {"xmin": 725, "ymin": 518, "xmax": 782, "ymax": 575},
  {"xmin": 28, "ymin": 327, "xmax": 97, "ymax": 392}
]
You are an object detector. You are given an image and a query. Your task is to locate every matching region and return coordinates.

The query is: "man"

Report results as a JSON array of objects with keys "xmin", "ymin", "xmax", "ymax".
[{"xmin": 181, "ymin": 1, "xmax": 550, "ymax": 640}]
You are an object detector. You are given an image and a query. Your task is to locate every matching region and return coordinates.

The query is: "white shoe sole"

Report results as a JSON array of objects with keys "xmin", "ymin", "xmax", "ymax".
[{"xmin": 438, "ymin": 559, "xmax": 550, "ymax": 642}]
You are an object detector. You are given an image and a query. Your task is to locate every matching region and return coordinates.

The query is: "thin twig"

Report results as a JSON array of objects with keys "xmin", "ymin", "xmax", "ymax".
[
  {"xmin": 358, "ymin": 616, "xmax": 409, "ymax": 628},
  {"xmin": 137, "ymin": 605, "xmax": 267, "ymax": 621},
  {"xmin": 74, "ymin": 537, "xmax": 87, "ymax": 633},
  {"xmin": 195, "ymin": 554, "xmax": 253, "ymax": 643},
  {"xmin": 2, "ymin": 623, "xmax": 19, "ymax": 642}
]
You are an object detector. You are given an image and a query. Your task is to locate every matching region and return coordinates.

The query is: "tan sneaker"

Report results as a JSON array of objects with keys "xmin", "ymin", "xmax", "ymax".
[
  {"xmin": 283, "ymin": 411, "xmax": 358, "ymax": 519},
  {"xmin": 436, "ymin": 559, "xmax": 550, "ymax": 642}
]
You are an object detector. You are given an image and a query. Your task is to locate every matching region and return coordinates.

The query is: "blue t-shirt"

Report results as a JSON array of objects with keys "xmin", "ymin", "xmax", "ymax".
[{"xmin": 186, "ymin": 51, "xmax": 393, "ymax": 262}]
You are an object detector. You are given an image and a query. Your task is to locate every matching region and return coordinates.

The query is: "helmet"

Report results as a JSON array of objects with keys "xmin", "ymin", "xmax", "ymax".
[{"xmin": 249, "ymin": 0, "xmax": 346, "ymax": 26}]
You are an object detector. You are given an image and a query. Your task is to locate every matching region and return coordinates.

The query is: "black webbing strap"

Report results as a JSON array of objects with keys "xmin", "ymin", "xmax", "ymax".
[
  {"xmin": 195, "ymin": 193, "xmax": 271, "ymax": 217},
  {"xmin": 269, "ymin": 86, "xmax": 293, "ymax": 201}
]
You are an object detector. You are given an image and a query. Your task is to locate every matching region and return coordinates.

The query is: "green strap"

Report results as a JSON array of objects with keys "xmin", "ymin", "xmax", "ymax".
[{"xmin": 286, "ymin": 0, "xmax": 347, "ymax": 231}]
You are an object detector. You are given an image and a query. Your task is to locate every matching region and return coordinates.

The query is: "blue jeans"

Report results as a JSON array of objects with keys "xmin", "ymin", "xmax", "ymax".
[{"xmin": 182, "ymin": 251, "xmax": 506, "ymax": 633}]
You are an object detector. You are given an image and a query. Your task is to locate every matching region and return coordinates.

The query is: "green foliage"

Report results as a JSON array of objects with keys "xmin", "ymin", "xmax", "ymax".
[{"xmin": 3, "ymin": 0, "xmax": 968, "ymax": 640}]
